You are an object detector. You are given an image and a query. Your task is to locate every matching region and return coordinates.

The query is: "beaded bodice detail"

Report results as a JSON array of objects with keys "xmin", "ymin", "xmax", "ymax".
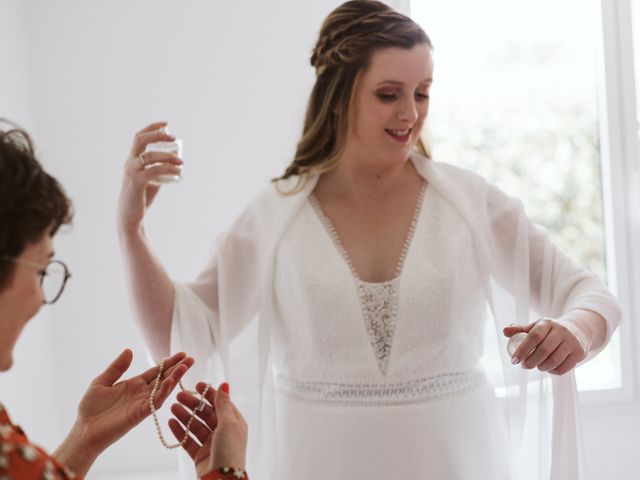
[
  {"xmin": 355, "ymin": 280, "xmax": 399, "ymax": 374},
  {"xmin": 308, "ymin": 184, "xmax": 427, "ymax": 375}
]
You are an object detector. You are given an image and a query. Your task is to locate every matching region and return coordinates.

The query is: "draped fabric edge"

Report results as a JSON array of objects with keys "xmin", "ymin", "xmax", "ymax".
[{"xmin": 167, "ymin": 150, "xmax": 621, "ymax": 480}]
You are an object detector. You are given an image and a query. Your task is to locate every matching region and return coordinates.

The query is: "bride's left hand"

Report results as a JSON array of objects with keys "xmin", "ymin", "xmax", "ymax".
[{"xmin": 503, "ymin": 317, "xmax": 589, "ymax": 375}]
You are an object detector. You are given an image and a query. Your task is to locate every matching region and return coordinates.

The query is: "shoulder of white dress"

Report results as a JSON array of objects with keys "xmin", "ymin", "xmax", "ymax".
[
  {"xmin": 224, "ymin": 175, "xmax": 316, "ymax": 240},
  {"xmin": 410, "ymin": 150, "xmax": 486, "ymax": 185},
  {"xmin": 256, "ymin": 174, "xmax": 315, "ymax": 202}
]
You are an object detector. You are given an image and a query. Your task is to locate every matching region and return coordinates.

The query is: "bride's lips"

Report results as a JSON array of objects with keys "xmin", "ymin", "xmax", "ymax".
[{"xmin": 385, "ymin": 128, "xmax": 412, "ymax": 143}]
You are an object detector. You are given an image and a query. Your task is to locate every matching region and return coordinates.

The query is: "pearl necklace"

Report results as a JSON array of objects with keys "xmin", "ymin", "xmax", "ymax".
[{"xmin": 149, "ymin": 357, "xmax": 211, "ymax": 449}]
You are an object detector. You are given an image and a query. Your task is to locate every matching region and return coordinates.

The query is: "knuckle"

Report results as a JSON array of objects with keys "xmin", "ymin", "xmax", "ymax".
[
  {"xmin": 548, "ymin": 353, "xmax": 563, "ymax": 365},
  {"xmin": 529, "ymin": 330, "xmax": 544, "ymax": 343},
  {"xmin": 553, "ymin": 363, "xmax": 572, "ymax": 376},
  {"xmin": 537, "ymin": 363, "xmax": 550, "ymax": 372},
  {"xmin": 535, "ymin": 344, "xmax": 551, "ymax": 357}
]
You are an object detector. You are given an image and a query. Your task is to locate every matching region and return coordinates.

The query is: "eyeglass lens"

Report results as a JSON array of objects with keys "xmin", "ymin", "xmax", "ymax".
[{"xmin": 40, "ymin": 261, "xmax": 68, "ymax": 304}]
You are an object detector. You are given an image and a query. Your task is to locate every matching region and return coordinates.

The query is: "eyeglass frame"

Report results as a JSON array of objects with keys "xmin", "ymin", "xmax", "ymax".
[{"xmin": 0, "ymin": 255, "xmax": 71, "ymax": 304}]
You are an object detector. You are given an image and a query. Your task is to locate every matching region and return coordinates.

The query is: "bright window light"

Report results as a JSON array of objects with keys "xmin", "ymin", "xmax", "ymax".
[{"xmin": 411, "ymin": 0, "xmax": 621, "ymax": 391}]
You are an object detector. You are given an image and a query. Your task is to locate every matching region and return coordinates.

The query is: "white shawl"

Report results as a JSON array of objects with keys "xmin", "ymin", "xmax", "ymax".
[{"xmin": 170, "ymin": 151, "xmax": 621, "ymax": 479}]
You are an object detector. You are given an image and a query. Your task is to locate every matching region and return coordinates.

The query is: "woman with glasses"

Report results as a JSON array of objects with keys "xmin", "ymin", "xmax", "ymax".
[
  {"xmin": 0, "ymin": 124, "xmax": 250, "ymax": 480},
  {"xmin": 0, "ymin": 124, "xmax": 199, "ymax": 479}
]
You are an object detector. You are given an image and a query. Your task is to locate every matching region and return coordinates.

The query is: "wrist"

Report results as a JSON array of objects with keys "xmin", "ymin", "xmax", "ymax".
[
  {"xmin": 558, "ymin": 311, "xmax": 595, "ymax": 353},
  {"xmin": 54, "ymin": 421, "xmax": 99, "ymax": 478},
  {"xmin": 210, "ymin": 453, "xmax": 246, "ymax": 473},
  {"xmin": 118, "ymin": 220, "xmax": 145, "ymax": 239},
  {"xmin": 202, "ymin": 455, "xmax": 246, "ymax": 479}
]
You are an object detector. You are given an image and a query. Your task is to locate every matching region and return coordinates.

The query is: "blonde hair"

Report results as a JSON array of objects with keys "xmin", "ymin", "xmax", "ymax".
[{"xmin": 274, "ymin": 0, "xmax": 432, "ymax": 193}]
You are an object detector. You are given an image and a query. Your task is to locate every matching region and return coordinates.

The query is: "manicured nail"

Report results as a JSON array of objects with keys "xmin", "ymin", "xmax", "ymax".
[
  {"xmin": 511, "ymin": 356, "xmax": 521, "ymax": 365},
  {"xmin": 220, "ymin": 382, "xmax": 230, "ymax": 394}
]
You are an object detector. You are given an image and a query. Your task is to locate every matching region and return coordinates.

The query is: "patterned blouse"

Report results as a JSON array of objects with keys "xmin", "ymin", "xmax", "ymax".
[{"xmin": 0, "ymin": 403, "xmax": 78, "ymax": 480}]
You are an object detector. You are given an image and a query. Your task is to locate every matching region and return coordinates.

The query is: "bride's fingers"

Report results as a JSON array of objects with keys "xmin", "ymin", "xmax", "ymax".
[
  {"xmin": 131, "ymin": 129, "xmax": 175, "ymax": 157},
  {"xmin": 138, "ymin": 121, "xmax": 168, "ymax": 134},
  {"xmin": 136, "ymin": 151, "xmax": 183, "ymax": 169},
  {"xmin": 139, "ymin": 163, "xmax": 183, "ymax": 184}
]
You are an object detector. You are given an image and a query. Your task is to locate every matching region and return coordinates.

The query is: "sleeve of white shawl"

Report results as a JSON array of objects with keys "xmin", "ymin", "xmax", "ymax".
[
  {"xmin": 485, "ymin": 181, "xmax": 621, "ymax": 359},
  {"xmin": 169, "ymin": 191, "xmax": 266, "ymax": 380},
  {"xmin": 171, "ymin": 254, "xmax": 221, "ymax": 380}
]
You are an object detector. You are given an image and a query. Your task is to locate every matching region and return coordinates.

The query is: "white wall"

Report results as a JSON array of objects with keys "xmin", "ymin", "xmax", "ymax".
[{"xmin": 0, "ymin": 0, "xmax": 62, "ymax": 451}]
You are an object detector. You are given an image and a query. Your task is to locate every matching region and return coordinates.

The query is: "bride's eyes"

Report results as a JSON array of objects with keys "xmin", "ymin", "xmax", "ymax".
[
  {"xmin": 376, "ymin": 92, "xmax": 399, "ymax": 101},
  {"xmin": 375, "ymin": 91, "xmax": 430, "ymax": 102}
]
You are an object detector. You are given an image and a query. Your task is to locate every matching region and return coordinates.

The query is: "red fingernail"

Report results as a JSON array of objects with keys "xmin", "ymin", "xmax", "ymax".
[{"xmin": 221, "ymin": 382, "xmax": 230, "ymax": 394}]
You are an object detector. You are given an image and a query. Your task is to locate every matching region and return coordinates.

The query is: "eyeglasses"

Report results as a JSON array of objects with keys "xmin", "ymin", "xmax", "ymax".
[{"xmin": 1, "ymin": 256, "xmax": 71, "ymax": 304}]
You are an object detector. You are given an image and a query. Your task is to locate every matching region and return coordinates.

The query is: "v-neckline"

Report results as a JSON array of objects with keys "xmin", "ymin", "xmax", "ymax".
[{"xmin": 308, "ymin": 182, "xmax": 428, "ymax": 285}]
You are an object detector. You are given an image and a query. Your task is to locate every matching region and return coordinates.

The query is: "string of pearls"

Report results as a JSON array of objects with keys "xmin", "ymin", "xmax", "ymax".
[{"xmin": 149, "ymin": 357, "xmax": 211, "ymax": 449}]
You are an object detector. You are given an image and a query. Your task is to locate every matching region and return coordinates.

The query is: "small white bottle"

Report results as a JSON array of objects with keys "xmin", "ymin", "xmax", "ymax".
[
  {"xmin": 507, "ymin": 332, "xmax": 528, "ymax": 357},
  {"xmin": 145, "ymin": 126, "xmax": 183, "ymax": 185}
]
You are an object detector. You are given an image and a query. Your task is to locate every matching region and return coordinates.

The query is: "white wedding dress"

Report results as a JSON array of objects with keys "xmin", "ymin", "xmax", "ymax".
[
  {"xmin": 168, "ymin": 153, "xmax": 621, "ymax": 479},
  {"xmin": 269, "ymin": 184, "xmax": 509, "ymax": 478}
]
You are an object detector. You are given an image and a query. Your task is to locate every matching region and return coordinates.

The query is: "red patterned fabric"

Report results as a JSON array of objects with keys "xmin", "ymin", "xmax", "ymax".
[
  {"xmin": 200, "ymin": 466, "xmax": 249, "ymax": 480},
  {"xmin": 0, "ymin": 403, "xmax": 79, "ymax": 479}
]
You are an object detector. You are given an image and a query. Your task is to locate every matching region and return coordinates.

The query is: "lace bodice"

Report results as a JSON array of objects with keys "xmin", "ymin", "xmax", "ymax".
[
  {"xmin": 308, "ymin": 186, "xmax": 425, "ymax": 374},
  {"xmin": 355, "ymin": 279, "xmax": 399, "ymax": 374},
  {"xmin": 272, "ymin": 186, "xmax": 488, "ymax": 405}
]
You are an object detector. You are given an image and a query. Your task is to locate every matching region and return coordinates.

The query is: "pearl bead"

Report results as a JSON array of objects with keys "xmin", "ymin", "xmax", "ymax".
[{"xmin": 149, "ymin": 357, "xmax": 211, "ymax": 449}]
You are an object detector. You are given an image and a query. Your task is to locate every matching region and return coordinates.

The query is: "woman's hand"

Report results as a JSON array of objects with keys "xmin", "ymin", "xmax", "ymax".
[
  {"xmin": 117, "ymin": 121, "xmax": 183, "ymax": 235},
  {"xmin": 169, "ymin": 382, "xmax": 248, "ymax": 478},
  {"xmin": 55, "ymin": 350, "xmax": 194, "ymax": 477},
  {"xmin": 503, "ymin": 316, "xmax": 591, "ymax": 375}
]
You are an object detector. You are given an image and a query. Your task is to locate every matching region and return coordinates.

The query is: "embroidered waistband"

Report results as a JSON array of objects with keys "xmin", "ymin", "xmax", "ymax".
[{"xmin": 275, "ymin": 369, "xmax": 487, "ymax": 407}]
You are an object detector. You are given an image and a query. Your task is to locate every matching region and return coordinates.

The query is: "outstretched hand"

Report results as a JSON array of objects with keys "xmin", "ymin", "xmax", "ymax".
[
  {"xmin": 169, "ymin": 382, "xmax": 248, "ymax": 478},
  {"xmin": 55, "ymin": 350, "xmax": 194, "ymax": 477},
  {"xmin": 503, "ymin": 317, "xmax": 589, "ymax": 375}
]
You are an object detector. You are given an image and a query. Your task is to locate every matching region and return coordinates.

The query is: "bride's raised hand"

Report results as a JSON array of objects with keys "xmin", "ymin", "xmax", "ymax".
[{"xmin": 117, "ymin": 121, "xmax": 183, "ymax": 234}]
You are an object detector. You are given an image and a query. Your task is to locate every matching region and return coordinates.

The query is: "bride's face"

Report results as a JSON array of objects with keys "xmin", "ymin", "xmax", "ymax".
[{"xmin": 346, "ymin": 43, "xmax": 433, "ymax": 167}]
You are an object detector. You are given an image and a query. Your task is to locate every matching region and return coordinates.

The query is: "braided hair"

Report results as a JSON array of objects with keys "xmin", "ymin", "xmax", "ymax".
[{"xmin": 274, "ymin": 0, "xmax": 432, "ymax": 191}]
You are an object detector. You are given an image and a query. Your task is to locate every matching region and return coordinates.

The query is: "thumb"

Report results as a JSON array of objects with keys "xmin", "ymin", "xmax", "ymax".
[
  {"xmin": 93, "ymin": 349, "xmax": 133, "ymax": 386},
  {"xmin": 502, "ymin": 322, "xmax": 536, "ymax": 338},
  {"xmin": 214, "ymin": 382, "xmax": 233, "ymax": 417}
]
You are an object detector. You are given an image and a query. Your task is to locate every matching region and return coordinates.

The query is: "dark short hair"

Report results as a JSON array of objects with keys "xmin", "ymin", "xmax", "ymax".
[{"xmin": 0, "ymin": 121, "xmax": 73, "ymax": 289}]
